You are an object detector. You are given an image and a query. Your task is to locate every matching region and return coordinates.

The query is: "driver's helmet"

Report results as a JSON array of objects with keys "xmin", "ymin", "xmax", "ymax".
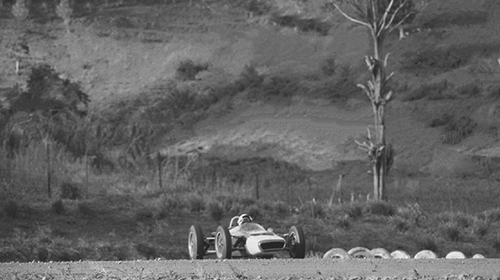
[{"xmin": 237, "ymin": 214, "xmax": 253, "ymax": 225}]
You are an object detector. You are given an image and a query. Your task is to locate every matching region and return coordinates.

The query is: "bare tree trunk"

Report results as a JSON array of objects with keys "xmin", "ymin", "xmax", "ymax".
[{"xmin": 371, "ymin": 36, "xmax": 387, "ymax": 201}]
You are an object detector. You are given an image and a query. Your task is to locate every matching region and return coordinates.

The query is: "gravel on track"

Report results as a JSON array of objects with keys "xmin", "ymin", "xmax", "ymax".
[{"xmin": 1, "ymin": 259, "xmax": 500, "ymax": 279}]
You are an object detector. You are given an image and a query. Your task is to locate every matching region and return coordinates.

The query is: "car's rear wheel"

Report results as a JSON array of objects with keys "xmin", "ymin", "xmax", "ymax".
[
  {"xmin": 188, "ymin": 225, "xmax": 204, "ymax": 260},
  {"xmin": 288, "ymin": 225, "xmax": 305, "ymax": 259},
  {"xmin": 215, "ymin": 226, "xmax": 232, "ymax": 259}
]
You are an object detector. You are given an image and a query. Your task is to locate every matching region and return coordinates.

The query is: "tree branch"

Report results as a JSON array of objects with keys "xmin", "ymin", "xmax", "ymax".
[{"xmin": 333, "ymin": 2, "xmax": 371, "ymax": 28}]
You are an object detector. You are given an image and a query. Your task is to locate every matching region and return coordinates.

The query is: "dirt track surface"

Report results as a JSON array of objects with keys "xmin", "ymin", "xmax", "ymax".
[{"xmin": 2, "ymin": 259, "xmax": 500, "ymax": 279}]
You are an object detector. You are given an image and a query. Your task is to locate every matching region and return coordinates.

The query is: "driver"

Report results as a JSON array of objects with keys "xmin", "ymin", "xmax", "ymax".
[{"xmin": 237, "ymin": 214, "xmax": 253, "ymax": 226}]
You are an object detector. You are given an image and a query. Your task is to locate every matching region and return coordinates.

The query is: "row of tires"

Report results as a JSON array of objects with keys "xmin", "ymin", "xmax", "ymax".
[{"xmin": 323, "ymin": 247, "xmax": 486, "ymax": 259}]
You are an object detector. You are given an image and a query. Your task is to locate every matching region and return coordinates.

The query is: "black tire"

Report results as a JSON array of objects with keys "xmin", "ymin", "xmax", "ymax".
[
  {"xmin": 288, "ymin": 225, "xmax": 306, "ymax": 259},
  {"xmin": 215, "ymin": 226, "xmax": 232, "ymax": 259},
  {"xmin": 188, "ymin": 225, "xmax": 204, "ymax": 260}
]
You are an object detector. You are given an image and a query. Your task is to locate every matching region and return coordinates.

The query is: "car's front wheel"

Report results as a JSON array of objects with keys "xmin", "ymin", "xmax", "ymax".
[
  {"xmin": 215, "ymin": 226, "xmax": 232, "ymax": 259},
  {"xmin": 188, "ymin": 225, "xmax": 204, "ymax": 260},
  {"xmin": 288, "ymin": 225, "xmax": 305, "ymax": 259}
]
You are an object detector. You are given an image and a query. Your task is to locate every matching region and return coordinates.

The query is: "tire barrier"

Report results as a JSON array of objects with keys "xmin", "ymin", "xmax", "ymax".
[
  {"xmin": 323, "ymin": 248, "xmax": 487, "ymax": 259},
  {"xmin": 347, "ymin": 247, "xmax": 374, "ymax": 258},
  {"xmin": 472, "ymin": 254, "xmax": 485, "ymax": 259},
  {"xmin": 390, "ymin": 250, "xmax": 411, "ymax": 259},
  {"xmin": 370, "ymin": 248, "xmax": 392, "ymax": 259},
  {"xmin": 323, "ymin": 248, "xmax": 352, "ymax": 259},
  {"xmin": 445, "ymin": 251, "xmax": 466, "ymax": 259},
  {"xmin": 414, "ymin": 250, "xmax": 438, "ymax": 259}
]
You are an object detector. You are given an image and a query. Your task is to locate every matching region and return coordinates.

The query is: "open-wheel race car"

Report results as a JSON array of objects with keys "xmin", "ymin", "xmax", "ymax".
[{"xmin": 188, "ymin": 214, "xmax": 306, "ymax": 259}]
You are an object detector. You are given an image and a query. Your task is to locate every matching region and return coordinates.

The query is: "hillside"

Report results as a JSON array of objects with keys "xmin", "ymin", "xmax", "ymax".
[{"xmin": 2, "ymin": 0, "xmax": 500, "ymax": 262}]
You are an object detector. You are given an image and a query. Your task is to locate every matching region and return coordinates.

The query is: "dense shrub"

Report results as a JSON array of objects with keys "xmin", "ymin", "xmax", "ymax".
[
  {"xmin": 77, "ymin": 201, "xmax": 96, "ymax": 217},
  {"xmin": 4, "ymin": 200, "xmax": 19, "ymax": 218},
  {"xmin": 245, "ymin": 0, "xmax": 271, "ymax": 16},
  {"xmin": 60, "ymin": 182, "xmax": 82, "ymax": 200},
  {"xmin": 321, "ymin": 57, "xmax": 337, "ymax": 76},
  {"xmin": 175, "ymin": 59, "xmax": 209, "ymax": 81},
  {"xmin": 390, "ymin": 216, "xmax": 410, "ymax": 233},
  {"xmin": 186, "ymin": 193, "xmax": 206, "ymax": 213},
  {"xmin": 439, "ymin": 222, "xmax": 462, "ymax": 242},
  {"xmin": 342, "ymin": 203, "xmax": 363, "ymax": 220},
  {"xmin": 415, "ymin": 234, "xmax": 439, "ymax": 252},
  {"xmin": 427, "ymin": 113, "xmax": 453, "ymax": 128},
  {"xmin": 472, "ymin": 219, "xmax": 488, "ymax": 237},
  {"xmin": 2, "ymin": 64, "xmax": 91, "ymax": 160},
  {"xmin": 397, "ymin": 203, "xmax": 427, "ymax": 227},
  {"xmin": 442, "ymin": 116, "xmax": 477, "ymax": 144},
  {"xmin": 322, "ymin": 64, "xmax": 359, "ymax": 102},
  {"xmin": 270, "ymin": 14, "xmax": 331, "ymax": 36},
  {"xmin": 456, "ymin": 82, "xmax": 481, "ymax": 97},
  {"xmin": 481, "ymin": 208, "xmax": 500, "ymax": 224},
  {"xmin": 135, "ymin": 243, "xmax": 157, "ymax": 260},
  {"xmin": 299, "ymin": 200, "xmax": 326, "ymax": 219},
  {"xmin": 401, "ymin": 43, "xmax": 500, "ymax": 75},
  {"xmin": 421, "ymin": 11, "xmax": 488, "ymax": 29},
  {"xmin": 365, "ymin": 201, "xmax": 396, "ymax": 216},
  {"xmin": 236, "ymin": 64, "xmax": 264, "ymax": 90},
  {"xmin": 52, "ymin": 199, "xmax": 65, "ymax": 215},
  {"xmin": 403, "ymin": 81, "xmax": 449, "ymax": 101},
  {"xmin": 272, "ymin": 200, "xmax": 289, "ymax": 217},
  {"xmin": 206, "ymin": 201, "xmax": 224, "ymax": 222}
]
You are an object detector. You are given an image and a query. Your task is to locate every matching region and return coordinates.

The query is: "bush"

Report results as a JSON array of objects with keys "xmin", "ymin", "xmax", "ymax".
[
  {"xmin": 442, "ymin": 116, "xmax": 477, "ymax": 144},
  {"xmin": 175, "ymin": 59, "xmax": 209, "ymax": 81},
  {"xmin": 365, "ymin": 201, "xmax": 396, "ymax": 216},
  {"xmin": 151, "ymin": 195, "xmax": 184, "ymax": 218},
  {"xmin": 322, "ymin": 64, "xmax": 359, "ymax": 102},
  {"xmin": 248, "ymin": 75, "xmax": 299, "ymax": 101},
  {"xmin": 390, "ymin": 216, "xmax": 410, "ymax": 233},
  {"xmin": 415, "ymin": 234, "xmax": 439, "ymax": 252},
  {"xmin": 472, "ymin": 219, "xmax": 488, "ymax": 237},
  {"xmin": 52, "ymin": 199, "xmax": 65, "ymax": 215},
  {"xmin": 321, "ymin": 57, "xmax": 337, "ymax": 76},
  {"xmin": 206, "ymin": 201, "xmax": 224, "ymax": 222},
  {"xmin": 60, "ymin": 182, "xmax": 82, "ymax": 200},
  {"xmin": 272, "ymin": 201, "xmax": 289, "ymax": 216},
  {"xmin": 427, "ymin": 113, "xmax": 453, "ymax": 128},
  {"xmin": 245, "ymin": 0, "xmax": 271, "ymax": 16},
  {"xmin": 299, "ymin": 200, "xmax": 325, "ymax": 219},
  {"xmin": 481, "ymin": 208, "xmax": 500, "ymax": 224},
  {"xmin": 342, "ymin": 203, "xmax": 363, "ymax": 220},
  {"xmin": 401, "ymin": 43, "xmax": 499, "ymax": 75},
  {"xmin": 457, "ymin": 82, "xmax": 481, "ymax": 97},
  {"xmin": 403, "ymin": 81, "xmax": 449, "ymax": 101},
  {"xmin": 77, "ymin": 201, "xmax": 95, "ymax": 217},
  {"xmin": 135, "ymin": 243, "xmax": 157, "ymax": 260},
  {"xmin": 236, "ymin": 64, "xmax": 264, "ymax": 90},
  {"xmin": 270, "ymin": 14, "xmax": 331, "ymax": 36},
  {"xmin": 438, "ymin": 222, "xmax": 463, "ymax": 242},
  {"xmin": 397, "ymin": 203, "xmax": 427, "ymax": 227},
  {"xmin": 4, "ymin": 200, "xmax": 19, "ymax": 218},
  {"xmin": 186, "ymin": 193, "xmax": 205, "ymax": 213}
]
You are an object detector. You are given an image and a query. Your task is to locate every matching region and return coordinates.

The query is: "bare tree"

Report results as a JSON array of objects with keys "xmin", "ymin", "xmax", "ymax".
[{"xmin": 331, "ymin": 0, "xmax": 428, "ymax": 201}]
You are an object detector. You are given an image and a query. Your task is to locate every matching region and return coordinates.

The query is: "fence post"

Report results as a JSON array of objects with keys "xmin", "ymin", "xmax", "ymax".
[
  {"xmin": 46, "ymin": 142, "xmax": 52, "ymax": 198},
  {"xmin": 255, "ymin": 173, "xmax": 259, "ymax": 200},
  {"xmin": 157, "ymin": 152, "xmax": 163, "ymax": 190},
  {"xmin": 337, "ymin": 174, "xmax": 344, "ymax": 204}
]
